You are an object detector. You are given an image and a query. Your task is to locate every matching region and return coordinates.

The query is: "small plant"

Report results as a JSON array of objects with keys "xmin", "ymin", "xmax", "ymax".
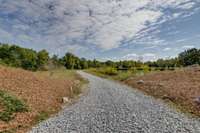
[
  {"xmin": 0, "ymin": 90, "xmax": 28, "ymax": 122},
  {"xmin": 142, "ymin": 65, "xmax": 150, "ymax": 73},
  {"xmin": 115, "ymin": 71, "xmax": 133, "ymax": 81},
  {"xmin": 35, "ymin": 111, "xmax": 49, "ymax": 123},
  {"xmin": 72, "ymin": 86, "xmax": 81, "ymax": 96},
  {"xmin": 0, "ymin": 112, "xmax": 13, "ymax": 122}
]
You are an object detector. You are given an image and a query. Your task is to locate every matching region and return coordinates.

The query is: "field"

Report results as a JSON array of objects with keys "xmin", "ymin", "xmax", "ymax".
[
  {"xmin": 0, "ymin": 66, "xmax": 86, "ymax": 133},
  {"xmin": 86, "ymin": 67, "xmax": 150, "ymax": 81},
  {"xmin": 87, "ymin": 67, "xmax": 200, "ymax": 117}
]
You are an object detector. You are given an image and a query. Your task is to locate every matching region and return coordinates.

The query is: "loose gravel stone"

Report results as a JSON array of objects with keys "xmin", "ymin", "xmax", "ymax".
[{"xmin": 29, "ymin": 71, "xmax": 200, "ymax": 133}]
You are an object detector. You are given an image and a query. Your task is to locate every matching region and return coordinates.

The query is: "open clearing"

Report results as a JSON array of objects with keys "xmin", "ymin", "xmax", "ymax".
[
  {"xmin": 30, "ymin": 71, "xmax": 200, "ymax": 133},
  {"xmin": 0, "ymin": 66, "xmax": 84, "ymax": 133},
  {"xmin": 124, "ymin": 67, "xmax": 200, "ymax": 117}
]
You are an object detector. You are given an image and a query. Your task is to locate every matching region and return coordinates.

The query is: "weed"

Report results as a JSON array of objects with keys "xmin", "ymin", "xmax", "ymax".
[
  {"xmin": 0, "ymin": 112, "xmax": 13, "ymax": 122},
  {"xmin": 0, "ymin": 128, "xmax": 16, "ymax": 133},
  {"xmin": 35, "ymin": 111, "xmax": 49, "ymax": 123},
  {"xmin": 0, "ymin": 90, "xmax": 28, "ymax": 122}
]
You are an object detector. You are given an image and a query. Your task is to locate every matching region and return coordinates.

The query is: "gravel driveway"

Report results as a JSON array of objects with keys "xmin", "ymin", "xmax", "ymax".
[{"xmin": 29, "ymin": 71, "xmax": 200, "ymax": 133}]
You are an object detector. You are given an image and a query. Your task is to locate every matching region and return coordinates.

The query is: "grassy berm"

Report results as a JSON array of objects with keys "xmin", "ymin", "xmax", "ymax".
[{"xmin": 0, "ymin": 66, "xmax": 86, "ymax": 133}]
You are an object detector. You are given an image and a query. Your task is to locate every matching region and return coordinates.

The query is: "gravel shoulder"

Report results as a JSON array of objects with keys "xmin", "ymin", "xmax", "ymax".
[{"xmin": 29, "ymin": 71, "xmax": 200, "ymax": 133}]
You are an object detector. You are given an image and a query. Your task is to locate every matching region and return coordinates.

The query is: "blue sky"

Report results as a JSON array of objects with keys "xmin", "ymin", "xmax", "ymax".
[{"xmin": 0, "ymin": 0, "xmax": 200, "ymax": 61}]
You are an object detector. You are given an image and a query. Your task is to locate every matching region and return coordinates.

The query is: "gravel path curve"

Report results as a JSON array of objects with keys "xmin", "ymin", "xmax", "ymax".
[{"xmin": 30, "ymin": 71, "xmax": 200, "ymax": 133}]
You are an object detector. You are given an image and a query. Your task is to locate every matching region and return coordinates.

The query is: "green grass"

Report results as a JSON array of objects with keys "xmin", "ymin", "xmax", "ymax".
[
  {"xmin": 0, "ymin": 128, "xmax": 16, "ymax": 133},
  {"xmin": 36, "ymin": 68, "xmax": 80, "ymax": 80},
  {"xmin": 86, "ymin": 68, "xmax": 150, "ymax": 81},
  {"xmin": 36, "ymin": 69, "xmax": 88, "ymax": 98},
  {"xmin": 0, "ymin": 90, "xmax": 28, "ymax": 122},
  {"xmin": 86, "ymin": 66, "xmax": 176, "ymax": 81},
  {"xmin": 34, "ymin": 111, "xmax": 49, "ymax": 123}
]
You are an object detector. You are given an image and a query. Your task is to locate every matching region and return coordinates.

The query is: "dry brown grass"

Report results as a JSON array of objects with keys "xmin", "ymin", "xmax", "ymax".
[
  {"xmin": 124, "ymin": 67, "xmax": 200, "ymax": 117},
  {"xmin": 0, "ymin": 66, "xmax": 84, "ymax": 133}
]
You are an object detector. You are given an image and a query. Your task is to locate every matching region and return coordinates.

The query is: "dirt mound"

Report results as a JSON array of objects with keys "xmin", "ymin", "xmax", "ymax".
[
  {"xmin": 124, "ymin": 68, "xmax": 200, "ymax": 117},
  {"xmin": 0, "ymin": 66, "xmax": 77, "ymax": 133}
]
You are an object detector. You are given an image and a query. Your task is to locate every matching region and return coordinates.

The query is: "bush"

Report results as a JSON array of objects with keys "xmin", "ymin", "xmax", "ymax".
[
  {"xmin": 0, "ymin": 112, "xmax": 13, "ymax": 122},
  {"xmin": 159, "ymin": 67, "xmax": 166, "ymax": 71},
  {"xmin": 0, "ymin": 90, "xmax": 28, "ymax": 122},
  {"xmin": 142, "ymin": 65, "xmax": 150, "ymax": 73},
  {"xmin": 136, "ymin": 67, "xmax": 143, "ymax": 71},
  {"xmin": 100, "ymin": 67, "xmax": 118, "ymax": 76}
]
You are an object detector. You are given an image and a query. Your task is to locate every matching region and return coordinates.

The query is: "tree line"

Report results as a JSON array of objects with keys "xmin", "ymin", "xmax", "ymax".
[
  {"xmin": 0, "ymin": 43, "xmax": 200, "ymax": 71},
  {"xmin": 0, "ymin": 44, "xmax": 49, "ymax": 71}
]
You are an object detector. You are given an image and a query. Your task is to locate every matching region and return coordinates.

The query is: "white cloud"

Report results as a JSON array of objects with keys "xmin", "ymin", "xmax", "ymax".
[
  {"xmin": 142, "ymin": 53, "xmax": 157, "ymax": 61},
  {"xmin": 122, "ymin": 53, "xmax": 138, "ymax": 61},
  {"xmin": 182, "ymin": 45, "xmax": 195, "ymax": 49},
  {"xmin": 121, "ymin": 53, "xmax": 157, "ymax": 61},
  {"xmin": 163, "ymin": 47, "xmax": 172, "ymax": 51}
]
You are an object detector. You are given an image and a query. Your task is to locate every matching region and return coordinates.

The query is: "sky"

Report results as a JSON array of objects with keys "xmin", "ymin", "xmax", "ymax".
[{"xmin": 0, "ymin": 0, "xmax": 200, "ymax": 61}]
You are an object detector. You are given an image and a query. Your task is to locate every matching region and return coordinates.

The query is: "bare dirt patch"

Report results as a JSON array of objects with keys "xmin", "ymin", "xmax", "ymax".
[
  {"xmin": 124, "ymin": 67, "xmax": 200, "ymax": 117},
  {"xmin": 0, "ymin": 66, "xmax": 84, "ymax": 133}
]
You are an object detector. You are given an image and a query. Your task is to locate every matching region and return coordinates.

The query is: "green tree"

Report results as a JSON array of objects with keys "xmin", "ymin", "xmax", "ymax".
[
  {"xmin": 37, "ymin": 50, "xmax": 49, "ymax": 68},
  {"xmin": 0, "ymin": 44, "xmax": 39, "ymax": 70},
  {"xmin": 0, "ymin": 44, "xmax": 12, "ymax": 65},
  {"xmin": 20, "ymin": 49, "xmax": 38, "ymax": 71},
  {"xmin": 63, "ymin": 53, "xmax": 76, "ymax": 69},
  {"xmin": 80, "ymin": 58, "xmax": 88, "ymax": 69},
  {"xmin": 178, "ymin": 48, "xmax": 200, "ymax": 66}
]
